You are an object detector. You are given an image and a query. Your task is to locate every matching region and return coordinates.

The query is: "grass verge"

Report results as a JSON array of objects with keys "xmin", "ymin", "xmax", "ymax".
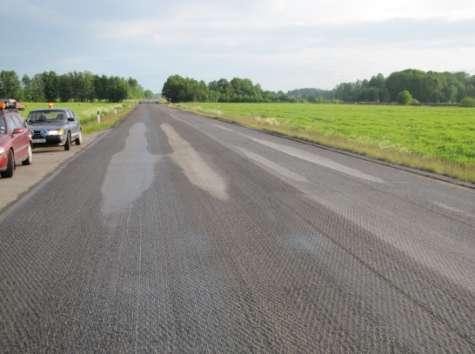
[{"xmin": 174, "ymin": 103, "xmax": 475, "ymax": 184}]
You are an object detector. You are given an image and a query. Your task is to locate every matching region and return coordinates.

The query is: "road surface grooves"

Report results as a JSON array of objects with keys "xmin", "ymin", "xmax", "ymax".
[{"xmin": 0, "ymin": 104, "xmax": 474, "ymax": 353}]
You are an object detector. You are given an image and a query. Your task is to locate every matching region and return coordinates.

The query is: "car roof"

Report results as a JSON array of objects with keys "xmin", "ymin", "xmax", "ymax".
[{"xmin": 0, "ymin": 109, "xmax": 20, "ymax": 116}]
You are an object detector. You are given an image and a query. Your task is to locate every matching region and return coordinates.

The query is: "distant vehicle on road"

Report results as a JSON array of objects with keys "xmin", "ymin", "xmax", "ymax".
[
  {"xmin": 139, "ymin": 99, "xmax": 160, "ymax": 104},
  {"xmin": 0, "ymin": 99, "xmax": 33, "ymax": 178},
  {"xmin": 27, "ymin": 109, "xmax": 82, "ymax": 151}
]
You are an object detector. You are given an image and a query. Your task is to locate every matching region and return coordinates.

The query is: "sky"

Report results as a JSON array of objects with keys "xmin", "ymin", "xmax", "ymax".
[{"xmin": 1, "ymin": 0, "xmax": 475, "ymax": 92}]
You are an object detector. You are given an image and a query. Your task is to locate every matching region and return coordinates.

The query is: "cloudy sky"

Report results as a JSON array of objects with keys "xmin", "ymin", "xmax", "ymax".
[{"xmin": 1, "ymin": 0, "xmax": 475, "ymax": 92}]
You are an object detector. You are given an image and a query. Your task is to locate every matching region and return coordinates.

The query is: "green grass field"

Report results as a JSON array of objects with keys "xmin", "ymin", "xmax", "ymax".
[
  {"xmin": 22, "ymin": 101, "xmax": 137, "ymax": 134},
  {"xmin": 177, "ymin": 103, "xmax": 475, "ymax": 183}
]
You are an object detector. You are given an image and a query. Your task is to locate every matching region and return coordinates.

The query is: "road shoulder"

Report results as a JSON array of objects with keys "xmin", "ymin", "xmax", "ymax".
[{"xmin": 0, "ymin": 132, "xmax": 104, "ymax": 212}]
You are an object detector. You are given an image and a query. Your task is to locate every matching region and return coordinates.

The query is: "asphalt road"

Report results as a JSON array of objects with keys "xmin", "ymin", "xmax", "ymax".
[{"xmin": 1, "ymin": 104, "xmax": 474, "ymax": 353}]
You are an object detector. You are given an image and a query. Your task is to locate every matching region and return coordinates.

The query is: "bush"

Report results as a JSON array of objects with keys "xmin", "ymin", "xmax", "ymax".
[
  {"xmin": 460, "ymin": 97, "xmax": 475, "ymax": 107},
  {"xmin": 398, "ymin": 90, "xmax": 413, "ymax": 105}
]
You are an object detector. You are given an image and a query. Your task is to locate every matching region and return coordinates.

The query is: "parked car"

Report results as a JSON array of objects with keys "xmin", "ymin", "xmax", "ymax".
[
  {"xmin": 27, "ymin": 109, "xmax": 82, "ymax": 150},
  {"xmin": 0, "ymin": 99, "xmax": 33, "ymax": 178}
]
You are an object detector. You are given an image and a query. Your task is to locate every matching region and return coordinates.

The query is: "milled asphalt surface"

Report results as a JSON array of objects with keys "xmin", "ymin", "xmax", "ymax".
[{"xmin": 0, "ymin": 104, "xmax": 474, "ymax": 353}]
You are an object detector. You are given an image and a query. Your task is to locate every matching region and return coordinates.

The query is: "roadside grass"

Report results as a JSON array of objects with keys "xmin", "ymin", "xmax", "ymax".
[
  {"xmin": 175, "ymin": 103, "xmax": 475, "ymax": 183},
  {"xmin": 22, "ymin": 101, "xmax": 137, "ymax": 134}
]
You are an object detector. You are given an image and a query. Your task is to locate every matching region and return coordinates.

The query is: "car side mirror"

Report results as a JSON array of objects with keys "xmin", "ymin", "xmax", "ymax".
[
  {"xmin": 68, "ymin": 117, "xmax": 75, "ymax": 122},
  {"xmin": 12, "ymin": 128, "xmax": 24, "ymax": 135}
]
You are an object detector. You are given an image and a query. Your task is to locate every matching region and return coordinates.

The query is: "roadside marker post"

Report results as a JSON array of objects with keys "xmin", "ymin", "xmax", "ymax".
[{"xmin": 97, "ymin": 110, "xmax": 101, "ymax": 124}]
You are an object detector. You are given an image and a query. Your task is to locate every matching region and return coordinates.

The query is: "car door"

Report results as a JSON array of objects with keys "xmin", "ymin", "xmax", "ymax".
[
  {"xmin": 5, "ymin": 115, "xmax": 23, "ymax": 163},
  {"xmin": 13, "ymin": 113, "xmax": 30, "ymax": 159},
  {"xmin": 69, "ymin": 110, "xmax": 80, "ymax": 138}
]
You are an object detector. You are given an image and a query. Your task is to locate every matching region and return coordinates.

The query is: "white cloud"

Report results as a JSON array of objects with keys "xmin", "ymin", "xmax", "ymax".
[
  {"xmin": 156, "ymin": 0, "xmax": 475, "ymax": 25},
  {"xmin": 3, "ymin": 0, "xmax": 475, "ymax": 91}
]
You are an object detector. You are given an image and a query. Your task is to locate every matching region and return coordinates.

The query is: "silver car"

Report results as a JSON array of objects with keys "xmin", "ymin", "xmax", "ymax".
[{"xmin": 27, "ymin": 109, "xmax": 82, "ymax": 151}]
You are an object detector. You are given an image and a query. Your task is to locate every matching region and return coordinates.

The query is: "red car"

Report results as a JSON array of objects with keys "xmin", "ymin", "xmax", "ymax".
[{"xmin": 0, "ymin": 100, "xmax": 33, "ymax": 178}]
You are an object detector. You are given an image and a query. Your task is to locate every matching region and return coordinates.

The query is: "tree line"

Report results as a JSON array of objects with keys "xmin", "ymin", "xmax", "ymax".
[
  {"xmin": 334, "ymin": 70, "xmax": 475, "ymax": 105},
  {"xmin": 162, "ymin": 75, "xmax": 294, "ymax": 104},
  {"xmin": 0, "ymin": 70, "xmax": 154, "ymax": 102},
  {"xmin": 162, "ymin": 70, "xmax": 475, "ymax": 106}
]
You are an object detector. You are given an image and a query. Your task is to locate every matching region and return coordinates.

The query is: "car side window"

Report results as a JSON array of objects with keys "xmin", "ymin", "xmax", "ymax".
[
  {"xmin": 13, "ymin": 114, "xmax": 24, "ymax": 128},
  {"xmin": 0, "ymin": 117, "xmax": 6, "ymax": 134},
  {"xmin": 5, "ymin": 116, "xmax": 15, "ymax": 133}
]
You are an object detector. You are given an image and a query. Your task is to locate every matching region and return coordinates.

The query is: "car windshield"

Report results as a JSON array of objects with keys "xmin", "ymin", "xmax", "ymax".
[
  {"xmin": 28, "ymin": 110, "xmax": 67, "ymax": 123},
  {"xmin": 0, "ymin": 117, "xmax": 5, "ymax": 134}
]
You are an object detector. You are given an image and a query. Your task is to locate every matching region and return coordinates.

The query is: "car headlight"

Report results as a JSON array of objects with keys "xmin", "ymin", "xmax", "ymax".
[
  {"xmin": 0, "ymin": 147, "xmax": 5, "ymax": 155},
  {"xmin": 48, "ymin": 128, "xmax": 65, "ymax": 136}
]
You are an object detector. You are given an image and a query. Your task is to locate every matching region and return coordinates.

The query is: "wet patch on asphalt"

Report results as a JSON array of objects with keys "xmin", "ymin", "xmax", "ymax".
[
  {"xmin": 101, "ymin": 123, "xmax": 159, "ymax": 215},
  {"xmin": 161, "ymin": 123, "xmax": 228, "ymax": 202}
]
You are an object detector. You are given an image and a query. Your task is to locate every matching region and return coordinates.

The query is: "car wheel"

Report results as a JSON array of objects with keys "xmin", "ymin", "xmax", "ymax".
[
  {"xmin": 64, "ymin": 133, "xmax": 71, "ymax": 151},
  {"xmin": 22, "ymin": 144, "xmax": 33, "ymax": 165},
  {"xmin": 75, "ymin": 132, "xmax": 83, "ymax": 145},
  {"xmin": 1, "ymin": 150, "xmax": 15, "ymax": 178}
]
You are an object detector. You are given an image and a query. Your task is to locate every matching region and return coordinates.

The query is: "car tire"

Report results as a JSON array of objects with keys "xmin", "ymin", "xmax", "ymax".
[
  {"xmin": 1, "ymin": 150, "xmax": 15, "ymax": 178},
  {"xmin": 64, "ymin": 133, "xmax": 71, "ymax": 151},
  {"xmin": 75, "ymin": 132, "xmax": 82, "ymax": 145},
  {"xmin": 22, "ymin": 144, "xmax": 33, "ymax": 166}
]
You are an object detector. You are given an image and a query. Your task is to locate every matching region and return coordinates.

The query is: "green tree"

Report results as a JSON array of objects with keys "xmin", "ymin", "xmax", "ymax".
[
  {"xmin": 21, "ymin": 75, "xmax": 31, "ymax": 101},
  {"xmin": 0, "ymin": 69, "xmax": 149, "ymax": 103},
  {"xmin": 126, "ymin": 77, "xmax": 145, "ymax": 99},
  {"xmin": 94, "ymin": 75, "xmax": 109, "ymax": 101},
  {"xmin": 106, "ymin": 77, "xmax": 128, "ymax": 102},
  {"xmin": 209, "ymin": 79, "xmax": 232, "ymax": 102},
  {"xmin": 70, "ymin": 72, "xmax": 95, "ymax": 101},
  {"xmin": 386, "ymin": 69, "xmax": 425, "ymax": 102},
  {"xmin": 162, "ymin": 75, "xmax": 185, "ymax": 103},
  {"xmin": 446, "ymin": 84, "xmax": 458, "ymax": 104},
  {"xmin": 466, "ymin": 76, "xmax": 475, "ymax": 97},
  {"xmin": 0, "ymin": 70, "xmax": 21, "ymax": 99},
  {"xmin": 460, "ymin": 97, "xmax": 475, "ymax": 107},
  {"xmin": 287, "ymin": 88, "xmax": 334, "ymax": 102},
  {"xmin": 58, "ymin": 74, "xmax": 74, "ymax": 102},
  {"xmin": 398, "ymin": 90, "xmax": 413, "ymax": 105},
  {"xmin": 28, "ymin": 74, "xmax": 46, "ymax": 102},
  {"xmin": 143, "ymin": 90, "xmax": 154, "ymax": 99},
  {"xmin": 41, "ymin": 71, "xmax": 59, "ymax": 101},
  {"xmin": 162, "ymin": 75, "xmax": 209, "ymax": 102}
]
